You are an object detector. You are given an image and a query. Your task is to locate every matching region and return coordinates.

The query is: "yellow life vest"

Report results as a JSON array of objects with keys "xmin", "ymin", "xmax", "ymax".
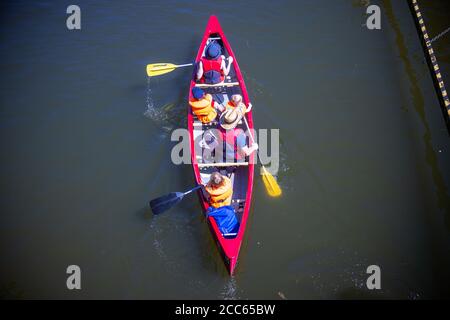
[
  {"xmin": 189, "ymin": 94, "xmax": 217, "ymax": 123},
  {"xmin": 205, "ymin": 176, "xmax": 233, "ymax": 208}
]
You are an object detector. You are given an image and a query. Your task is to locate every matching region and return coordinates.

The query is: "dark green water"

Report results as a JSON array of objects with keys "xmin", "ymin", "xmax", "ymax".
[{"xmin": 1, "ymin": 0, "xmax": 449, "ymax": 299}]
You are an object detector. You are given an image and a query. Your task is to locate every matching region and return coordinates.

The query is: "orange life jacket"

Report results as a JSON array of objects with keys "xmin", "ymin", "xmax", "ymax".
[
  {"xmin": 189, "ymin": 94, "xmax": 217, "ymax": 123},
  {"xmin": 205, "ymin": 176, "xmax": 233, "ymax": 208}
]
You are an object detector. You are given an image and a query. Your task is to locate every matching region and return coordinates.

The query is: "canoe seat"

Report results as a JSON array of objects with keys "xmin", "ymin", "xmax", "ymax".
[
  {"xmin": 198, "ymin": 162, "xmax": 249, "ymax": 168},
  {"xmin": 223, "ymin": 232, "xmax": 238, "ymax": 238},
  {"xmin": 194, "ymin": 82, "xmax": 239, "ymax": 88},
  {"xmin": 193, "ymin": 120, "xmax": 218, "ymax": 127}
]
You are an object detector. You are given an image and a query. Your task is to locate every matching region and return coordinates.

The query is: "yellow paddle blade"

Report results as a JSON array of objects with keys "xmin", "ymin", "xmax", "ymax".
[
  {"xmin": 260, "ymin": 166, "xmax": 282, "ymax": 197},
  {"xmin": 146, "ymin": 63, "xmax": 177, "ymax": 77}
]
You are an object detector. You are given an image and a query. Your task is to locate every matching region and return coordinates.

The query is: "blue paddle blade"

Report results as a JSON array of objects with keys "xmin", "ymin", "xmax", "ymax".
[{"xmin": 149, "ymin": 192, "xmax": 184, "ymax": 215}]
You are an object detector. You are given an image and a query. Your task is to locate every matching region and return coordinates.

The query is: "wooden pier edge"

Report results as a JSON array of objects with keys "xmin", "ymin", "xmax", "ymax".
[{"xmin": 408, "ymin": 0, "xmax": 450, "ymax": 134}]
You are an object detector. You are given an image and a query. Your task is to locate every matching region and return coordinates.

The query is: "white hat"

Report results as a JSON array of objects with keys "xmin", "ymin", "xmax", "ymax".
[{"xmin": 219, "ymin": 105, "xmax": 245, "ymax": 130}]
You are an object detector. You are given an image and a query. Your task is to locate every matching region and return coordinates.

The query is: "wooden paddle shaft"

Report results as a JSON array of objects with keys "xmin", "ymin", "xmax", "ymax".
[
  {"xmin": 242, "ymin": 115, "xmax": 255, "ymax": 144},
  {"xmin": 242, "ymin": 115, "xmax": 263, "ymax": 164}
]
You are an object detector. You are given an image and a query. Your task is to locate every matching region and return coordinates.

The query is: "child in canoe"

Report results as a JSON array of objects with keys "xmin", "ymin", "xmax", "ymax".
[
  {"xmin": 204, "ymin": 172, "xmax": 233, "ymax": 208},
  {"xmin": 189, "ymin": 87, "xmax": 225, "ymax": 124},
  {"xmin": 218, "ymin": 94, "xmax": 257, "ymax": 160},
  {"xmin": 196, "ymin": 42, "xmax": 233, "ymax": 84},
  {"xmin": 203, "ymin": 172, "xmax": 240, "ymax": 237},
  {"xmin": 198, "ymin": 94, "xmax": 257, "ymax": 162}
]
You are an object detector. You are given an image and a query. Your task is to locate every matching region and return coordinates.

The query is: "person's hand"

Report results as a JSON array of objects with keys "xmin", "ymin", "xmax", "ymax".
[
  {"xmin": 246, "ymin": 103, "xmax": 252, "ymax": 112},
  {"xmin": 251, "ymin": 142, "xmax": 258, "ymax": 151},
  {"xmin": 228, "ymin": 56, "xmax": 234, "ymax": 63}
]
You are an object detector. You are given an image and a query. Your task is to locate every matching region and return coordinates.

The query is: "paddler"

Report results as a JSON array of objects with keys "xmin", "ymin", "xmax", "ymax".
[
  {"xmin": 204, "ymin": 172, "xmax": 233, "ymax": 208},
  {"xmin": 189, "ymin": 87, "xmax": 224, "ymax": 124},
  {"xmin": 218, "ymin": 96, "xmax": 257, "ymax": 160},
  {"xmin": 196, "ymin": 42, "xmax": 233, "ymax": 84}
]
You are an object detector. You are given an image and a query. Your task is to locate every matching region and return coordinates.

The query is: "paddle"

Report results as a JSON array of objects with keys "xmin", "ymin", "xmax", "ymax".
[
  {"xmin": 146, "ymin": 55, "xmax": 233, "ymax": 77},
  {"xmin": 146, "ymin": 63, "xmax": 193, "ymax": 77},
  {"xmin": 242, "ymin": 115, "xmax": 282, "ymax": 197},
  {"xmin": 149, "ymin": 185, "xmax": 202, "ymax": 215}
]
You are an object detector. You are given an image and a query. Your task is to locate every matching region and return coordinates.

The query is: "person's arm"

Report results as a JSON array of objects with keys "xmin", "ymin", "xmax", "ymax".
[
  {"xmin": 241, "ymin": 143, "xmax": 258, "ymax": 157},
  {"xmin": 222, "ymin": 56, "xmax": 233, "ymax": 76},
  {"xmin": 236, "ymin": 133, "xmax": 258, "ymax": 157},
  {"xmin": 196, "ymin": 61, "xmax": 204, "ymax": 80}
]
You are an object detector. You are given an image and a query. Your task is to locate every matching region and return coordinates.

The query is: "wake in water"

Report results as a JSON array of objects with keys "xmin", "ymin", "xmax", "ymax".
[
  {"xmin": 147, "ymin": 217, "xmax": 182, "ymax": 274},
  {"xmin": 144, "ymin": 77, "xmax": 169, "ymax": 130},
  {"xmin": 144, "ymin": 77, "xmax": 185, "ymax": 135},
  {"xmin": 220, "ymin": 277, "xmax": 240, "ymax": 300}
]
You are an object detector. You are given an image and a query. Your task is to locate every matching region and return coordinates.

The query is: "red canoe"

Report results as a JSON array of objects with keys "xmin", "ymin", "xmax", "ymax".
[{"xmin": 188, "ymin": 15, "xmax": 255, "ymax": 275}]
